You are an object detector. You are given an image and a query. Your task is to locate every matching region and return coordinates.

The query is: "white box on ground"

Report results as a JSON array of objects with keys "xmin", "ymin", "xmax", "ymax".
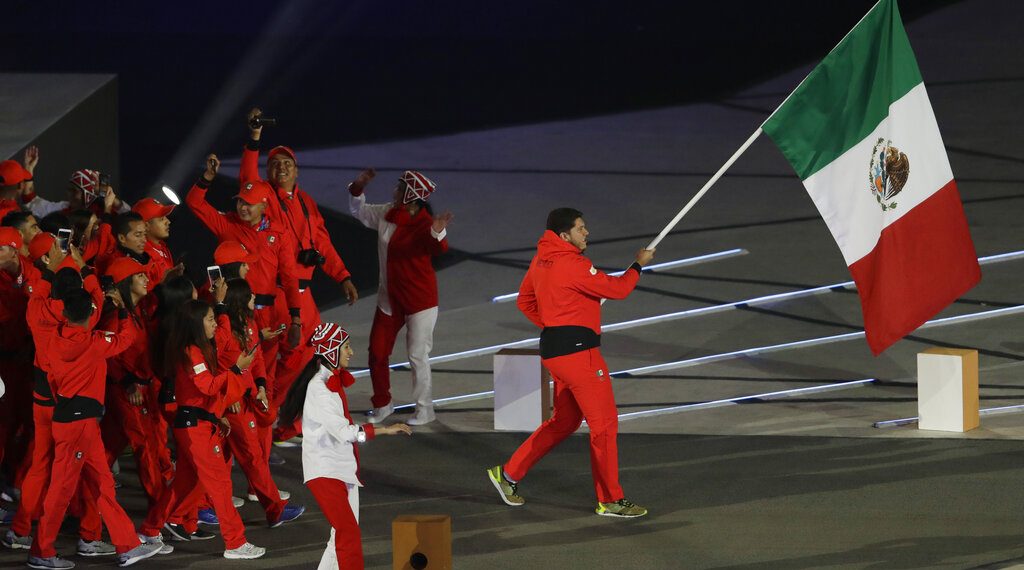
[
  {"xmin": 917, "ymin": 348, "xmax": 979, "ymax": 432},
  {"xmin": 494, "ymin": 349, "xmax": 551, "ymax": 432}
]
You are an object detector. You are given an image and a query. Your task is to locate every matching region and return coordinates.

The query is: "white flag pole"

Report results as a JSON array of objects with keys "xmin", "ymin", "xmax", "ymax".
[
  {"xmin": 645, "ymin": 0, "xmax": 884, "ymax": 252},
  {"xmin": 645, "ymin": 127, "xmax": 762, "ymax": 250}
]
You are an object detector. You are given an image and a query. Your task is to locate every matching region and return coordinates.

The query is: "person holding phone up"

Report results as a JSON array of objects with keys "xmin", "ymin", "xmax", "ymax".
[
  {"xmin": 198, "ymin": 277, "xmax": 304, "ymax": 534},
  {"xmin": 186, "ymin": 155, "xmax": 304, "ymax": 386}
]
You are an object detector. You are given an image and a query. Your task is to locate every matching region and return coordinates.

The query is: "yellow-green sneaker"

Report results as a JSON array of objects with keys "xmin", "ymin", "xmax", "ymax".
[
  {"xmin": 595, "ymin": 498, "xmax": 647, "ymax": 518},
  {"xmin": 486, "ymin": 465, "xmax": 524, "ymax": 506}
]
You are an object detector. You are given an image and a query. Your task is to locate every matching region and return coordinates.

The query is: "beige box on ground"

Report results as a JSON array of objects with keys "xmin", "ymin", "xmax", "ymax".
[
  {"xmin": 917, "ymin": 348, "xmax": 979, "ymax": 432},
  {"xmin": 392, "ymin": 514, "xmax": 451, "ymax": 570}
]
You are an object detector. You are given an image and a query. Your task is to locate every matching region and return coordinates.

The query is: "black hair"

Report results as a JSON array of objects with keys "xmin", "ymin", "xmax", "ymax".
[
  {"xmin": 278, "ymin": 356, "xmax": 327, "ymax": 427},
  {"xmin": 51, "ymin": 267, "xmax": 83, "ymax": 300},
  {"xmin": 150, "ymin": 274, "xmax": 196, "ymax": 378},
  {"xmin": 67, "ymin": 209, "xmax": 95, "ymax": 248},
  {"xmin": 223, "ymin": 278, "xmax": 254, "ymax": 349},
  {"xmin": 221, "ymin": 262, "xmax": 244, "ymax": 281},
  {"xmin": 160, "ymin": 299, "xmax": 215, "ymax": 380},
  {"xmin": 62, "ymin": 288, "xmax": 95, "ymax": 324},
  {"xmin": 38, "ymin": 212, "xmax": 72, "ymax": 235},
  {"xmin": 1, "ymin": 209, "xmax": 33, "ymax": 230},
  {"xmin": 546, "ymin": 208, "xmax": 583, "ymax": 235},
  {"xmin": 113, "ymin": 271, "xmax": 142, "ymax": 320},
  {"xmin": 112, "ymin": 211, "xmax": 144, "ymax": 238}
]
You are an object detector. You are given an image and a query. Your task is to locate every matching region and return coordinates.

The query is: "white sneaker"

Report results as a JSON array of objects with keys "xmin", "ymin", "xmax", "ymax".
[
  {"xmin": 77, "ymin": 539, "xmax": 116, "ymax": 557},
  {"xmin": 231, "ymin": 496, "xmax": 244, "ymax": 508},
  {"xmin": 407, "ymin": 407, "xmax": 436, "ymax": 426},
  {"xmin": 223, "ymin": 542, "xmax": 266, "ymax": 559},
  {"xmin": 246, "ymin": 490, "xmax": 290, "ymax": 502},
  {"xmin": 366, "ymin": 402, "xmax": 394, "ymax": 424},
  {"xmin": 136, "ymin": 533, "xmax": 173, "ymax": 555},
  {"xmin": 117, "ymin": 541, "xmax": 163, "ymax": 567}
]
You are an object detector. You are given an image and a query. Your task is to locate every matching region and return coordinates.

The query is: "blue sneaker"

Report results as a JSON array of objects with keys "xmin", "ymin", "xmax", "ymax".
[
  {"xmin": 197, "ymin": 509, "xmax": 219, "ymax": 526},
  {"xmin": 0, "ymin": 506, "xmax": 16, "ymax": 525},
  {"xmin": 269, "ymin": 504, "xmax": 305, "ymax": 528},
  {"xmin": 267, "ymin": 452, "xmax": 286, "ymax": 466}
]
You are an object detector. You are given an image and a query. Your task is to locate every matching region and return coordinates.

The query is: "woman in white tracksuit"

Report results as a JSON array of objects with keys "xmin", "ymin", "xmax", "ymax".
[
  {"xmin": 279, "ymin": 322, "xmax": 411, "ymax": 569},
  {"xmin": 347, "ymin": 169, "xmax": 452, "ymax": 426}
]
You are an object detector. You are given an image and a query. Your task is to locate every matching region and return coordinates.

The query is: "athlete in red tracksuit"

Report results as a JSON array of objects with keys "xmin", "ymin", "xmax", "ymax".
[
  {"xmin": 348, "ymin": 170, "xmax": 452, "ymax": 426},
  {"xmin": 6, "ymin": 242, "xmax": 108, "ymax": 555},
  {"xmin": 0, "ymin": 227, "xmax": 39, "ymax": 480},
  {"xmin": 30, "ymin": 288, "xmax": 164, "ymax": 567},
  {"xmin": 487, "ymin": 208, "xmax": 654, "ymax": 518},
  {"xmin": 186, "ymin": 155, "xmax": 303, "ymax": 387},
  {"xmin": 239, "ymin": 110, "xmax": 358, "ymax": 423},
  {"xmin": 139, "ymin": 299, "xmax": 266, "ymax": 560},
  {"xmin": 98, "ymin": 258, "xmax": 173, "ymax": 506},
  {"xmin": 211, "ymin": 278, "xmax": 300, "ymax": 525},
  {"xmin": 94, "ymin": 212, "xmax": 167, "ymax": 294}
]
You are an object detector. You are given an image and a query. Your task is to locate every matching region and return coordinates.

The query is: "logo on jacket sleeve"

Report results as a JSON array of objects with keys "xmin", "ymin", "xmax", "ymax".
[
  {"xmin": 192, "ymin": 363, "xmax": 207, "ymax": 375},
  {"xmin": 589, "ymin": 266, "xmax": 597, "ymax": 275}
]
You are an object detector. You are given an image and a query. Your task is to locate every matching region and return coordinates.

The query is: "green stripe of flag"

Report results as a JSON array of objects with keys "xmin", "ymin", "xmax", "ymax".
[{"xmin": 762, "ymin": 0, "xmax": 923, "ymax": 180}]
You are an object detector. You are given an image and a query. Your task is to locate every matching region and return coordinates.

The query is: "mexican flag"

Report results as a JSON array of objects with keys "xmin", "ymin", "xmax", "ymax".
[{"xmin": 762, "ymin": 0, "xmax": 980, "ymax": 355}]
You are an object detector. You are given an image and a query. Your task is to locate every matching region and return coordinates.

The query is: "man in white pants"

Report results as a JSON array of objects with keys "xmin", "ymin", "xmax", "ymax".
[{"xmin": 348, "ymin": 169, "xmax": 452, "ymax": 426}]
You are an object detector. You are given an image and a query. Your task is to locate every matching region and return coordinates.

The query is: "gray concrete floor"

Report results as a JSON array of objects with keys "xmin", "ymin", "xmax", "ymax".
[{"xmin": 3, "ymin": 0, "xmax": 1023, "ymax": 568}]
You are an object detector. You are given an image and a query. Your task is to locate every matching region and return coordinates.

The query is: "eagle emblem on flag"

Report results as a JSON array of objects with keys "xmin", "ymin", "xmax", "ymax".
[{"xmin": 869, "ymin": 138, "xmax": 910, "ymax": 211}]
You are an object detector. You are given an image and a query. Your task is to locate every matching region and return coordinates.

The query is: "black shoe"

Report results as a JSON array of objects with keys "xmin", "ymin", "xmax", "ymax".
[
  {"xmin": 162, "ymin": 523, "xmax": 190, "ymax": 542},
  {"xmin": 190, "ymin": 528, "xmax": 217, "ymax": 541}
]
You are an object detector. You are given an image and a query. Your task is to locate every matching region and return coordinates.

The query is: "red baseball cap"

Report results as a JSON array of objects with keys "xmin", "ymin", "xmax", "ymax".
[
  {"xmin": 213, "ymin": 241, "xmax": 258, "ymax": 265},
  {"xmin": 104, "ymin": 257, "xmax": 146, "ymax": 283},
  {"xmin": 268, "ymin": 146, "xmax": 297, "ymax": 164},
  {"xmin": 234, "ymin": 180, "xmax": 273, "ymax": 205},
  {"xmin": 0, "ymin": 226, "xmax": 25, "ymax": 251},
  {"xmin": 132, "ymin": 197, "xmax": 175, "ymax": 221},
  {"xmin": 0, "ymin": 160, "xmax": 31, "ymax": 186},
  {"xmin": 29, "ymin": 232, "xmax": 57, "ymax": 261}
]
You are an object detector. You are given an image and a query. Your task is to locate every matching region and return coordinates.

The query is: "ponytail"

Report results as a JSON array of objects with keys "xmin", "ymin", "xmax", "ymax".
[{"xmin": 278, "ymin": 356, "xmax": 326, "ymax": 427}]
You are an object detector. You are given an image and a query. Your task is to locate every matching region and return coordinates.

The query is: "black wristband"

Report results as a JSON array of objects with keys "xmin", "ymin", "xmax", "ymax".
[
  {"xmin": 118, "ymin": 308, "xmax": 129, "ymax": 319},
  {"xmin": 230, "ymin": 365, "xmax": 242, "ymax": 375},
  {"xmin": 196, "ymin": 177, "xmax": 211, "ymax": 189},
  {"xmin": 255, "ymin": 377, "xmax": 267, "ymax": 389},
  {"xmin": 288, "ymin": 308, "xmax": 301, "ymax": 318},
  {"xmin": 214, "ymin": 303, "xmax": 228, "ymax": 316},
  {"xmin": 628, "ymin": 262, "xmax": 643, "ymax": 275},
  {"xmin": 246, "ymin": 138, "xmax": 260, "ymax": 151}
]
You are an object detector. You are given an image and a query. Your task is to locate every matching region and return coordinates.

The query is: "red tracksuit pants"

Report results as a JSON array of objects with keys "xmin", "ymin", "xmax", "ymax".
[
  {"xmin": 223, "ymin": 402, "xmax": 285, "ymax": 522},
  {"xmin": 32, "ymin": 419, "xmax": 141, "ymax": 557},
  {"xmin": 307, "ymin": 477, "xmax": 362, "ymax": 570},
  {"xmin": 101, "ymin": 385, "xmax": 171, "ymax": 505},
  {"xmin": 140, "ymin": 425, "xmax": 248, "ymax": 550},
  {"xmin": 504, "ymin": 348, "xmax": 624, "ymax": 504},
  {"xmin": 12, "ymin": 404, "xmax": 103, "ymax": 542},
  {"xmin": 272, "ymin": 287, "xmax": 323, "ymax": 441}
]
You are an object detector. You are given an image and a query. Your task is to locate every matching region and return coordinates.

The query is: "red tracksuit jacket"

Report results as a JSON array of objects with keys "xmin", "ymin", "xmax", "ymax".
[
  {"xmin": 213, "ymin": 312, "xmax": 268, "ymax": 397},
  {"xmin": 49, "ymin": 311, "xmax": 137, "ymax": 421},
  {"xmin": 185, "ymin": 180, "xmax": 302, "ymax": 316},
  {"xmin": 239, "ymin": 145, "xmax": 352, "ymax": 285},
  {"xmin": 385, "ymin": 207, "xmax": 448, "ymax": 315},
  {"xmin": 0, "ymin": 256, "xmax": 38, "ymax": 354},
  {"xmin": 95, "ymin": 246, "xmax": 164, "ymax": 293},
  {"xmin": 174, "ymin": 345, "xmax": 244, "ymax": 418},
  {"xmin": 517, "ymin": 231, "xmax": 640, "ymax": 334},
  {"xmin": 144, "ymin": 240, "xmax": 175, "ymax": 278}
]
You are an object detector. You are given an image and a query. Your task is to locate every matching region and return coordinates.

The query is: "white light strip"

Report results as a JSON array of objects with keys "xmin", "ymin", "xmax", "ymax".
[
  {"xmin": 615, "ymin": 378, "xmax": 875, "ymax": 421},
  {"xmin": 873, "ymin": 403, "xmax": 1024, "ymax": 428},
  {"xmin": 616, "ymin": 304, "xmax": 1024, "ymax": 377},
  {"xmin": 351, "ymin": 249, "xmax": 1024, "ymax": 379},
  {"xmin": 392, "ymin": 390, "xmax": 496, "ymax": 411},
  {"xmin": 491, "ymin": 249, "xmax": 748, "ymax": 303}
]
